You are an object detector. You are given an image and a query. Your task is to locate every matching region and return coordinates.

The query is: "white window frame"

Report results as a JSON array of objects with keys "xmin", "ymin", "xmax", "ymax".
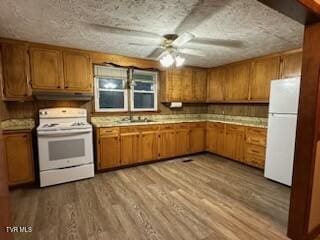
[
  {"xmin": 94, "ymin": 66, "xmax": 128, "ymax": 112},
  {"xmin": 130, "ymin": 69, "xmax": 158, "ymax": 112}
]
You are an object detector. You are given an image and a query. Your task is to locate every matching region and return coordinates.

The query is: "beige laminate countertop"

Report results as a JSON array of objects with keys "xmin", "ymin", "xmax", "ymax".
[
  {"xmin": 1, "ymin": 119, "xmax": 35, "ymax": 132},
  {"xmin": 91, "ymin": 118, "xmax": 267, "ymax": 129}
]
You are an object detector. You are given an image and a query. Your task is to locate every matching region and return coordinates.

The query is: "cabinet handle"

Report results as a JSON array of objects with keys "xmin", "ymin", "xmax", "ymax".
[
  {"xmin": 57, "ymin": 86, "xmax": 61, "ymax": 89},
  {"xmin": 65, "ymin": 86, "xmax": 69, "ymax": 88}
]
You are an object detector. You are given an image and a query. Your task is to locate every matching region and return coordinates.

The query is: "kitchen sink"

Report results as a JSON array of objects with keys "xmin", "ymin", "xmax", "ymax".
[{"xmin": 116, "ymin": 119, "xmax": 156, "ymax": 123}]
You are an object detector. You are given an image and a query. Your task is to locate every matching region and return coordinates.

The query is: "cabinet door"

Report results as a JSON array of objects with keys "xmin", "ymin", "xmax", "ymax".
[
  {"xmin": 4, "ymin": 133, "xmax": 34, "ymax": 186},
  {"xmin": 120, "ymin": 132, "xmax": 140, "ymax": 165},
  {"xmin": 224, "ymin": 125, "xmax": 245, "ymax": 161},
  {"xmin": 159, "ymin": 130, "xmax": 176, "ymax": 159},
  {"xmin": 176, "ymin": 127, "xmax": 190, "ymax": 156},
  {"xmin": 280, "ymin": 52, "xmax": 302, "ymax": 79},
  {"xmin": 140, "ymin": 131, "xmax": 158, "ymax": 162},
  {"xmin": 63, "ymin": 51, "xmax": 92, "ymax": 92},
  {"xmin": 1, "ymin": 43, "xmax": 31, "ymax": 100},
  {"xmin": 30, "ymin": 47, "xmax": 64, "ymax": 90},
  {"xmin": 225, "ymin": 62, "xmax": 251, "ymax": 101},
  {"xmin": 190, "ymin": 126, "xmax": 206, "ymax": 153},
  {"xmin": 181, "ymin": 68, "xmax": 193, "ymax": 101},
  {"xmin": 250, "ymin": 56, "xmax": 280, "ymax": 100},
  {"xmin": 207, "ymin": 67, "xmax": 225, "ymax": 102},
  {"xmin": 193, "ymin": 69, "xmax": 207, "ymax": 102},
  {"xmin": 167, "ymin": 69, "xmax": 182, "ymax": 101},
  {"xmin": 99, "ymin": 134, "xmax": 120, "ymax": 169},
  {"xmin": 206, "ymin": 123, "xmax": 225, "ymax": 155}
]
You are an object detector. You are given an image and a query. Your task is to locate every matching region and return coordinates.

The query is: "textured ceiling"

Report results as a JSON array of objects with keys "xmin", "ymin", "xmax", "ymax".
[{"xmin": 0, "ymin": 0, "xmax": 304, "ymax": 67}]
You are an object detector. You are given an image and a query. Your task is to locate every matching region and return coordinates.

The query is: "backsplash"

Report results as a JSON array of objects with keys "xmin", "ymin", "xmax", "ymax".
[
  {"xmin": 0, "ymin": 100, "xmax": 208, "ymax": 121},
  {"xmin": 1, "ymin": 100, "xmax": 269, "ymax": 121},
  {"xmin": 207, "ymin": 104, "xmax": 269, "ymax": 118}
]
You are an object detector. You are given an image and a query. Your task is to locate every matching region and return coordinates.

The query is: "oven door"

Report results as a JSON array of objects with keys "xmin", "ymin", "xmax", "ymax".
[{"xmin": 37, "ymin": 129, "xmax": 93, "ymax": 171}]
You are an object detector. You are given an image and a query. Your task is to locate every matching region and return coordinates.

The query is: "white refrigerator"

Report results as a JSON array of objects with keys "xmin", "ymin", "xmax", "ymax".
[{"xmin": 264, "ymin": 77, "xmax": 300, "ymax": 186}]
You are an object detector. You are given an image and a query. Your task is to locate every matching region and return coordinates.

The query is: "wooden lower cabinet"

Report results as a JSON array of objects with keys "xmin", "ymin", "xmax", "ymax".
[
  {"xmin": 206, "ymin": 122, "xmax": 225, "ymax": 155},
  {"xmin": 3, "ymin": 131, "xmax": 34, "ymax": 186},
  {"xmin": 159, "ymin": 126, "xmax": 176, "ymax": 159},
  {"xmin": 97, "ymin": 128, "xmax": 120, "ymax": 170},
  {"xmin": 224, "ymin": 125, "xmax": 245, "ymax": 161},
  {"xmin": 175, "ymin": 124, "xmax": 190, "ymax": 156},
  {"xmin": 120, "ymin": 129, "xmax": 140, "ymax": 166},
  {"xmin": 139, "ymin": 127, "xmax": 159, "ymax": 162},
  {"xmin": 96, "ymin": 123, "xmax": 267, "ymax": 171},
  {"xmin": 244, "ymin": 127, "xmax": 267, "ymax": 169},
  {"xmin": 190, "ymin": 123, "xmax": 206, "ymax": 153}
]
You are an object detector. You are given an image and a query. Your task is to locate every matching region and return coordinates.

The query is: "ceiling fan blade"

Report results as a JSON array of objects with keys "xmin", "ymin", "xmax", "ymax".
[
  {"xmin": 88, "ymin": 23, "xmax": 161, "ymax": 39},
  {"xmin": 129, "ymin": 42, "xmax": 160, "ymax": 47},
  {"xmin": 180, "ymin": 48, "xmax": 206, "ymax": 57},
  {"xmin": 190, "ymin": 38, "xmax": 244, "ymax": 48},
  {"xmin": 175, "ymin": 0, "xmax": 230, "ymax": 34},
  {"xmin": 147, "ymin": 48, "xmax": 164, "ymax": 59},
  {"xmin": 172, "ymin": 32, "xmax": 195, "ymax": 47}
]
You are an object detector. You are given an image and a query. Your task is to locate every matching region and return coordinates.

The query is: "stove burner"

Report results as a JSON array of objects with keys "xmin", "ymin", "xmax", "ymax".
[
  {"xmin": 71, "ymin": 122, "xmax": 86, "ymax": 126},
  {"xmin": 43, "ymin": 123, "xmax": 59, "ymax": 128}
]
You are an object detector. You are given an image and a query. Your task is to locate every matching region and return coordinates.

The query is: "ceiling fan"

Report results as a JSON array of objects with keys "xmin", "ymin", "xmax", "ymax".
[
  {"xmin": 87, "ymin": 0, "xmax": 242, "ymax": 67},
  {"xmin": 129, "ymin": 32, "xmax": 207, "ymax": 67}
]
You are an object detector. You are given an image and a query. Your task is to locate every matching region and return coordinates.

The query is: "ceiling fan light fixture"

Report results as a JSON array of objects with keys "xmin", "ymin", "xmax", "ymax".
[
  {"xmin": 175, "ymin": 55, "xmax": 185, "ymax": 67},
  {"xmin": 160, "ymin": 53, "xmax": 174, "ymax": 67}
]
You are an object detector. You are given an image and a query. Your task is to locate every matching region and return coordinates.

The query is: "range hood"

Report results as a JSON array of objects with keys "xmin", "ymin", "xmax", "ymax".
[{"xmin": 33, "ymin": 91, "xmax": 93, "ymax": 101}]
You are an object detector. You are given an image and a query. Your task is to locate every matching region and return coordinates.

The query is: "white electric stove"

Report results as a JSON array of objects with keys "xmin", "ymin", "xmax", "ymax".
[{"xmin": 37, "ymin": 108, "xmax": 94, "ymax": 187}]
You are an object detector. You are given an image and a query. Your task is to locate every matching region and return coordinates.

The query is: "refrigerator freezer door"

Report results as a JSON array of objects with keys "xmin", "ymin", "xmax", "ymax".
[
  {"xmin": 269, "ymin": 78, "xmax": 300, "ymax": 114},
  {"xmin": 264, "ymin": 113, "xmax": 298, "ymax": 186}
]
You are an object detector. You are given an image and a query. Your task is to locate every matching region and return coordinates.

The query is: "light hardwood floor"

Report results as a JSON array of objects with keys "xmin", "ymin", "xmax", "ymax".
[{"xmin": 11, "ymin": 153, "xmax": 291, "ymax": 240}]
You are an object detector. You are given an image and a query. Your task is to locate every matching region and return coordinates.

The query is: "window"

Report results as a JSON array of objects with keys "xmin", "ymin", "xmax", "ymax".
[
  {"xmin": 131, "ymin": 70, "xmax": 158, "ymax": 111},
  {"xmin": 94, "ymin": 66, "xmax": 128, "ymax": 112},
  {"xmin": 94, "ymin": 66, "xmax": 158, "ymax": 112}
]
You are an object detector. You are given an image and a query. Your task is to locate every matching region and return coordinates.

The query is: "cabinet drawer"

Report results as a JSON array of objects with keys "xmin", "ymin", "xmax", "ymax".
[
  {"xmin": 137, "ymin": 125, "xmax": 159, "ymax": 132},
  {"xmin": 99, "ymin": 127, "xmax": 119, "ymax": 136},
  {"xmin": 246, "ymin": 127, "xmax": 267, "ymax": 146},
  {"xmin": 245, "ymin": 144, "xmax": 265, "ymax": 169},
  {"xmin": 245, "ymin": 144, "xmax": 265, "ymax": 157},
  {"xmin": 120, "ymin": 126, "xmax": 139, "ymax": 133},
  {"xmin": 245, "ymin": 153, "xmax": 265, "ymax": 169},
  {"xmin": 207, "ymin": 122, "xmax": 224, "ymax": 129},
  {"xmin": 175, "ymin": 123, "xmax": 190, "ymax": 129},
  {"xmin": 160, "ymin": 124, "xmax": 175, "ymax": 130},
  {"xmin": 226, "ymin": 124, "xmax": 245, "ymax": 132},
  {"xmin": 189, "ymin": 122, "xmax": 206, "ymax": 128}
]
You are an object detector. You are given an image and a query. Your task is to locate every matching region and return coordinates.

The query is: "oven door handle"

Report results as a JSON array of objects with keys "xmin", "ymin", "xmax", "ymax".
[{"xmin": 37, "ymin": 129, "xmax": 92, "ymax": 136}]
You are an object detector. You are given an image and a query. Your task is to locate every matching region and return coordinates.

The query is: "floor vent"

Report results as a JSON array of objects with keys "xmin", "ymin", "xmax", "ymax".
[{"xmin": 182, "ymin": 159, "xmax": 193, "ymax": 163}]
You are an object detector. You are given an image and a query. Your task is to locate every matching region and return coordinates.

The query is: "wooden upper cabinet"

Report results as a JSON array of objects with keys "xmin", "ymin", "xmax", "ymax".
[
  {"xmin": 4, "ymin": 132, "xmax": 34, "ymax": 186},
  {"xmin": 181, "ymin": 68, "xmax": 193, "ymax": 101},
  {"xmin": 164, "ymin": 68, "xmax": 182, "ymax": 101},
  {"xmin": 207, "ymin": 67, "xmax": 225, "ymax": 102},
  {"xmin": 30, "ymin": 47, "xmax": 64, "ymax": 90},
  {"xmin": 1, "ymin": 43, "xmax": 31, "ymax": 100},
  {"xmin": 225, "ymin": 62, "xmax": 251, "ymax": 101},
  {"xmin": 63, "ymin": 51, "xmax": 92, "ymax": 92},
  {"xmin": 280, "ymin": 51, "xmax": 302, "ymax": 79},
  {"xmin": 161, "ymin": 67, "xmax": 207, "ymax": 103},
  {"xmin": 193, "ymin": 69, "xmax": 207, "ymax": 102},
  {"xmin": 250, "ymin": 56, "xmax": 280, "ymax": 101}
]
